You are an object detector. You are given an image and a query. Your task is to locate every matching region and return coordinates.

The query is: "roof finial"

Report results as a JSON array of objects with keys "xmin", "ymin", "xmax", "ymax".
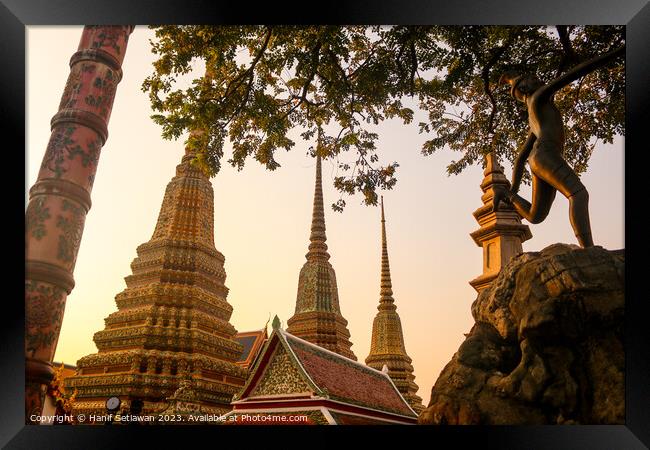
[
  {"xmin": 272, "ymin": 315, "xmax": 281, "ymax": 330},
  {"xmin": 263, "ymin": 313, "xmax": 271, "ymax": 334},
  {"xmin": 484, "ymin": 151, "xmax": 502, "ymax": 176},
  {"xmin": 379, "ymin": 196, "xmax": 395, "ymax": 308},
  {"xmin": 306, "ymin": 155, "xmax": 330, "ymax": 261}
]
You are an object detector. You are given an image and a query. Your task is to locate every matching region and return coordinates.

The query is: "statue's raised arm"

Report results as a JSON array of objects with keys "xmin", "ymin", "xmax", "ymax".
[
  {"xmin": 535, "ymin": 45, "xmax": 625, "ymax": 103},
  {"xmin": 496, "ymin": 44, "xmax": 624, "ymax": 249}
]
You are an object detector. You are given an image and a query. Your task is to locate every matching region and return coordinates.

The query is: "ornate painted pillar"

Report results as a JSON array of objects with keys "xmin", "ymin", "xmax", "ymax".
[{"xmin": 25, "ymin": 25, "xmax": 134, "ymax": 421}]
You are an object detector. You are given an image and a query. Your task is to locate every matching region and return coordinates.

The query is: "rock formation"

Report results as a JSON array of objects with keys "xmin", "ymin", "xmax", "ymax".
[{"xmin": 419, "ymin": 243, "xmax": 624, "ymax": 425}]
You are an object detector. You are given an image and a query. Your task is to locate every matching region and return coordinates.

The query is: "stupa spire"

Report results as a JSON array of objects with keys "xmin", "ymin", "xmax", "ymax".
[
  {"xmin": 287, "ymin": 155, "xmax": 356, "ymax": 360},
  {"xmin": 307, "ymin": 155, "xmax": 330, "ymax": 261},
  {"xmin": 366, "ymin": 197, "xmax": 424, "ymax": 413},
  {"xmin": 379, "ymin": 196, "xmax": 395, "ymax": 309}
]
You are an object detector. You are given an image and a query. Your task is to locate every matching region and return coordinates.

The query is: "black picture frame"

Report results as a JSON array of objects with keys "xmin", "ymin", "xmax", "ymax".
[{"xmin": 4, "ymin": 0, "xmax": 649, "ymax": 448}]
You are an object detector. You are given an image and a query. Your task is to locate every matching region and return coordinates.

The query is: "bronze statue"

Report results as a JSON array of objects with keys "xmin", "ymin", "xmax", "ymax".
[{"xmin": 494, "ymin": 46, "xmax": 624, "ymax": 248}]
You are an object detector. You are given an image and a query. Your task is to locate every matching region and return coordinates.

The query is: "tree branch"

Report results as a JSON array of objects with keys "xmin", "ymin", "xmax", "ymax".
[
  {"xmin": 555, "ymin": 25, "xmax": 577, "ymax": 77},
  {"xmin": 538, "ymin": 44, "xmax": 625, "ymax": 102},
  {"xmin": 277, "ymin": 40, "xmax": 323, "ymax": 122},
  {"xmin": 222, "ymin": 27, "xmax": 273, "ymax": 99},
  {"xmin": 217, "ymin": 28, "xmax": 273, "ymax": 128},
  {"xmin": 480, "ymin": 32, "xmax": 518, "ymax": 135},
  {"xmin": 409, "ymin": 40, "xmax": 417, "ymax": 95}
]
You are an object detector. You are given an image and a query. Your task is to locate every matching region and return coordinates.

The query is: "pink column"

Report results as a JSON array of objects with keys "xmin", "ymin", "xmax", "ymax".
[{"xmin": 25, "ymin": 25, "xmax": 134, "ymax": 421}]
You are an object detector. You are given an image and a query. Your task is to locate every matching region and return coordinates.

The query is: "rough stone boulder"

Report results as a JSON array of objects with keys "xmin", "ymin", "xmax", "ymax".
[{"xmin": 419, "ymin": 244, "xmax": 624, "ymax": 425}]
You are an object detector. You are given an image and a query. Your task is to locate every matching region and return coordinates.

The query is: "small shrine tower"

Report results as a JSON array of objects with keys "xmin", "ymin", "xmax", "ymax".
[
  {"xmin": 286, "ymin": 156, "xmax": 356, "ymax": 360},
  {"xmin": 469, "ymin": 153, "xmax": 532, "ymax": 293}
]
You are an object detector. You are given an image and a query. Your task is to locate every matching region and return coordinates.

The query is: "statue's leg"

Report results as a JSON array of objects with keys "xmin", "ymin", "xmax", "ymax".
[
  {"xmin": 568, "ymin": 188, "xmax": 593, "ymax": 247},
  {"xmin": 530, "ymin": 146, "xmax": 594, "ymax": 247},
  {"xmin": 508, "ymin": 175, "xmax": 556, "ymax": 224}
]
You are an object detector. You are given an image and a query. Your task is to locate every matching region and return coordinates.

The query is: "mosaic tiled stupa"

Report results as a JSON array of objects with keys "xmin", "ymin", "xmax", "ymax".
[
  {"xmin": 365, "ymin": 197, "xmax": 424, "ymax": 413},
  {"xmin": 66, "ymin": 140, "xmax": 247, "ymax": 417},
  {"xmin": 286, "ymin": 156, "xmax": 356, "ymax": 360}
]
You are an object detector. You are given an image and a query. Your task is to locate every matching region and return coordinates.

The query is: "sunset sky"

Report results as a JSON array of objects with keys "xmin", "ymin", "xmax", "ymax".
[{"xmin": 26, "ymin": 26, "xmax": 624, "ymax": 402}]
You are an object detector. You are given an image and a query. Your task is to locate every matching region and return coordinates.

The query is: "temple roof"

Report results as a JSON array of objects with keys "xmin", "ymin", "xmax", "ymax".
[
  {"xmin": 233, "ymin": 322, "xmax": 417, "ymax": 422},
  {"xmin": 284, "ymin": 332, "xmax": 414, "ymax": 417},
  {"xmin": 327, "ymin": 411, "xmax": 393, "ymax": 425},
  {"xmin": 234, "ymin": 328, "xmax": 268, "ymax": 369}
]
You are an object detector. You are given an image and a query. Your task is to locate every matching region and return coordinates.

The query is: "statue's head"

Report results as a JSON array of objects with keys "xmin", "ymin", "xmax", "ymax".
[{"xmin": 499, "ymin": 71, "xmax": 543, "ymax": 102}]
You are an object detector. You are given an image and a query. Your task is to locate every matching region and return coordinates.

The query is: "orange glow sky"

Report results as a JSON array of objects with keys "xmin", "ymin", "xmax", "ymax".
[{"xmin": 27, "ymin": 26, "xmax": 624, "ymax": 402}]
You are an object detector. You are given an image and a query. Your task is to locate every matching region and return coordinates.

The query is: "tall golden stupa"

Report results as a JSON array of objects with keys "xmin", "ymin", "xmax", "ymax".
[
  {"xmin": 66, "ymin": 142, "xmax": 247, "ymax": 417},
  {"xmin": 365, "ymin": 197, "xmax": 424, "ymax": 413},
  {"xmin": 286, "ymin": 156, "xmax": 356, "ymax": 360}
]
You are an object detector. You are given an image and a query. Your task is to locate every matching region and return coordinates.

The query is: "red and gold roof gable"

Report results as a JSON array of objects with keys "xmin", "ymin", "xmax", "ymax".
[{"xmin": 234, "ymin": 318, "xmax": 417, "ymax": 420}]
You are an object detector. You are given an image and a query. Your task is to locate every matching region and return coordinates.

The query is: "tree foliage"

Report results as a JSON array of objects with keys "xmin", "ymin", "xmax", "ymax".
[
  {"xmin": 142, "ymin": 25, "xmax": 624, "ymax": 209},
  {"xmin": 415, "ymin": 26, "xmax": 624, "ymax": 177}
]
